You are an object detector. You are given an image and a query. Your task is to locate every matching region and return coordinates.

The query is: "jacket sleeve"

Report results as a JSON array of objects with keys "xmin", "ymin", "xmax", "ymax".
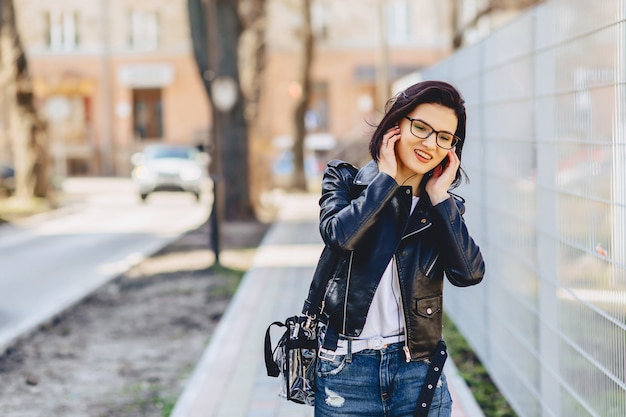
[
  {"xmin": 319, "ymin": 162, "xmax": 398, "ymax": 251},
  {"xmin": 432, "ymin": 196, "xmax": 485, "ymax": 287}
]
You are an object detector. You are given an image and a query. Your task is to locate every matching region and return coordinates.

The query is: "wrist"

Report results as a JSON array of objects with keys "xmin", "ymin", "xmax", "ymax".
[{"xmin": 429, "ymin": 192, "xmax": 450, "ymax": 205}]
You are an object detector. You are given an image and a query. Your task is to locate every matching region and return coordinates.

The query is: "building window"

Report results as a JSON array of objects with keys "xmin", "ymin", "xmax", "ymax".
[
  {"xmin": 386, "ymin": 0, "xmax": 409, "ymax": 45},
  {"xmin": 133, "ymin": 89, "xmax": 163, "ymax": 140},
  {"xmin": 311, "ymin": 2, "xmax": 329, "ymax": 39},
  {"xmin": 129, "ymin": 10, "xmax": 159, "ymax": 50},
  {"xmin": 45, "ymin": 10, "xmax": 79, "ymax": 51},
  {"xmin": 306, "ymin": 81, "xmax": 329, "ymax": 132}
]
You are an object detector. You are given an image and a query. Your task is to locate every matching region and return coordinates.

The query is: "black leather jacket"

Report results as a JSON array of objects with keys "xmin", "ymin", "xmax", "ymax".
[{"xmin": 317, "ymin": 160, "xmax": 485, "ymax": 361}]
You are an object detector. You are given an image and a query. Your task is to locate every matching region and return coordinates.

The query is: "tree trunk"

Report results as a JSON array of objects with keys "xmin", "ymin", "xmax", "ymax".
[
  {"xmin": 187, "ymin": 0, "xmax": 212, "ymax": 99},
  {"xmin": 211, "ymin": 0, "xmax": 253, "ymax": 220},
  {"xmin": 292, "ymin": 0, "xmax": 313, "ymax": 191},
  {"xmin": 188, "ymin": 0, "xmax": 254, "ymax": 221},
  {"xmin": 0, "ymin": 0, "xmax": 49, "ymax": 200},
  {"xmin": 239, "ymin": 0, "xmax": 266, "ymax": 122}
]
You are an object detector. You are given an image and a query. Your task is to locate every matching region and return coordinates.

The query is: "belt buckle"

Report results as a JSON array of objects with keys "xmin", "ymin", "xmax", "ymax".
[
  {"xmin": 368, "ymin": 336, "xmax": 385, "ymax": 349},
  {"xmin": 318, "ymin": 349, "xmax": 341, "ymax": 361}
]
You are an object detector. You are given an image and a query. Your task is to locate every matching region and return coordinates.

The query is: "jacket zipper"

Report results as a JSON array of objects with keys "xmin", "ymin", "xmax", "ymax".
[
  {"xmin": 398, "ymin": 218, "xmax": 433, "ymax": 362},
  {"xmin": 393, "ymin": 255, "xmax": 412, "ymax": 363},
  {"xmin": 402, "ymin": 223, "xmax": 432, "ymax": 240},
  {"xmin": 342, "ymin": 252, "xmax": 354, "ymax": 334},
  {"xmin": 425, "ymin": 254, "xmax": 440, "ymax": 277},
  {"xmin": 319, "ymin": 283, "xmax": 331, "ymax": 318}
]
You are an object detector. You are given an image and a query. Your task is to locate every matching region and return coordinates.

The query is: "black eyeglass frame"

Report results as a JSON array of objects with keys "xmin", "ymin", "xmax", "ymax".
[{"xmin": 403, "ymin": 116, "xmax": 461, "ymax": 150}]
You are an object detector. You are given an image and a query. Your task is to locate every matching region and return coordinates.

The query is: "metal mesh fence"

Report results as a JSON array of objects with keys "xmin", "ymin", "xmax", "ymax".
[{"xmin": 424, "ymin": 1, "xmax": 626, "ymax": 416}]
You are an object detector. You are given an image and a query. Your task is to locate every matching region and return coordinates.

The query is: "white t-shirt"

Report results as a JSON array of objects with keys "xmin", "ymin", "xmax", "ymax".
[{"xmin": 334, "ymin": 196, "xmax": 420, "ymax": 354}]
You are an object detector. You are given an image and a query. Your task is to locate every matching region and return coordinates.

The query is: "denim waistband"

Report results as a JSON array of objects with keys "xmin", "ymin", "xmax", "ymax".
[
  {"xmin": 319, "ymin": 334, "xmax": 405, "ymax": 358},
  {"xmin": 341, "ymin": 335, "xmax": 404, "ymax": 352}
]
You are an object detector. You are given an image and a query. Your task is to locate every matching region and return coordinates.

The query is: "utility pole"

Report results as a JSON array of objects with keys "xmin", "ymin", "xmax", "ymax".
[
  {"xmin": 99, "ymin": 0, "xmax": 114, "ymax": 175},
  {"xmin": 376, "ymin": 0, "xmax": 390, "ymax": 111}
]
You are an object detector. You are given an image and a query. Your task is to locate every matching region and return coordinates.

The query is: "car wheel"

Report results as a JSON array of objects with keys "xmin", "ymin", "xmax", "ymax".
[{"xmin": 140, "ymin": 193, "xmax": 149, "ymax": 202}]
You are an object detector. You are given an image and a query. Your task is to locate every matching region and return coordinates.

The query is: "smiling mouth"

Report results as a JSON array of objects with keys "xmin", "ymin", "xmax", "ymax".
[{"xmin": 415, "ymin": 149, "xmax": 432, "ymax": 160}]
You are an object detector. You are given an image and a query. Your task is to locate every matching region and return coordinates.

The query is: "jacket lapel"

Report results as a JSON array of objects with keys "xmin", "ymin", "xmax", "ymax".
[{"xmin": 353, "ymin": 160, "xmax": 422, "ymax": 237}]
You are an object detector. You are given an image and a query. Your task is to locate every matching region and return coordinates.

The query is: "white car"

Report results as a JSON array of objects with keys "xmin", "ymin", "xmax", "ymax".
[{"xmin": 131, "ymin": 145, "xmax": 209, "ymax": 202}]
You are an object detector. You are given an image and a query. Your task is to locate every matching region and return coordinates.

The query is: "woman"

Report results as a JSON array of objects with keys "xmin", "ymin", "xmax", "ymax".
[{"xmin": 314, "ymin": 80, "xmax": 485, "ymax": 417}]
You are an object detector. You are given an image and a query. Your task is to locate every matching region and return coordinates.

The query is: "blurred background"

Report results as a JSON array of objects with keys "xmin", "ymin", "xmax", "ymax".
[
  {"xmin": 0, "ymin": 0, "xmax": 625, "ymax": 416},
  {"xmin": 0, "ymin": 0, "xmax": 538, "ymax": 217}
]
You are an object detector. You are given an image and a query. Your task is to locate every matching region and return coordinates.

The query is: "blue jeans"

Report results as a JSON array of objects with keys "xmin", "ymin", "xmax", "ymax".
[{"xmin": 315, "ymin": 342, "xmax": 452, "ymax": 417}]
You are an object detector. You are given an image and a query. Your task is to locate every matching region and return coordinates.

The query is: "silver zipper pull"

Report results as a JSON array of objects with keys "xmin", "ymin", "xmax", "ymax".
[
  {"xmin": 403, "ymin": 345, "xmax": 411, "ymax": 362},
  {"xmin": 291, "ymin": 322, "xmax": 300, "ymax": 339}
]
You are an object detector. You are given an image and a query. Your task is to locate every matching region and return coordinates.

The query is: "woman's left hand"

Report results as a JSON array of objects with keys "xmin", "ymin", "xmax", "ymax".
[{"xmin": 425, "ymin": 147, "xmax": 460, "ymax": 205}]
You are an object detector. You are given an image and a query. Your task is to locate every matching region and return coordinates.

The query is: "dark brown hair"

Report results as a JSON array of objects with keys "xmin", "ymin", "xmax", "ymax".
[{"xmin": 369, "ymin": 80, "xmax": 468, "ymax": 189}]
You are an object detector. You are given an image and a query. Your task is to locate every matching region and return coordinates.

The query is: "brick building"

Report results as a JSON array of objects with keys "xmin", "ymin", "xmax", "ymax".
[
  {"xmin": 6, "ymin": 0, "xmax": 209, "ymax": 176},
  {"xmin": 3, "ymin": 0, "xmax": 459, "ymax": 181}
]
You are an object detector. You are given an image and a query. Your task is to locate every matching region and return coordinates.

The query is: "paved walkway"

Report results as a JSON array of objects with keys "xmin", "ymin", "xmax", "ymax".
[{"xmin": 170, "ymin": 192, "xmax": 484, "ymax": 417}]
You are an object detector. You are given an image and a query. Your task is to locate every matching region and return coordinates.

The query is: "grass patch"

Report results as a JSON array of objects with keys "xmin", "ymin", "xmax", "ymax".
[
  {"xmin": 0, "ymin": 196, "xmax": 54, "ymax": 222},
  {"xmin": 205, "ymin": 264, "xmax": 245, "ymax": 298},
  {"xmin": 155, "ymin": 394, "xmax": 178, "ymax": 417},
  {"xmin": 119, "ymin": 383, "xmax": 178, "ymax": 417},
  {"xmin": 444, "ymin": 314, "xmax": 518, "ymax": 417}
]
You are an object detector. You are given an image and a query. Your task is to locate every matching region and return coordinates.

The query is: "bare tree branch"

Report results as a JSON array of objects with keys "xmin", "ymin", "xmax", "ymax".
[
  {"xmin": 0, "ymin": 0, "xmax": 49, "ymax": 200},
  {"xmin": 292, "ymin": 0, "xmax": 313, "ymax": 191}
]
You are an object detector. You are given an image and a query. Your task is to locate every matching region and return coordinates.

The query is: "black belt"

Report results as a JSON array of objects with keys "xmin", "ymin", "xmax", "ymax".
[{"xmin": 413, "ymin": 340, "xmax": 448, "ymax": 417}]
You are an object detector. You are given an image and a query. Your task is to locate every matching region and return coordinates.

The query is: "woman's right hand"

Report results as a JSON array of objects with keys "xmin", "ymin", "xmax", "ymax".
[{"xmin": 378, "ymin": 125, "xmax": 401, "ymax": 180}]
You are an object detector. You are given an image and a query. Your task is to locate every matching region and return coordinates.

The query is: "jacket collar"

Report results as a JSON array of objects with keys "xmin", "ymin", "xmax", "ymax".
[
  {"xmin": 348, "ymin": 160, "xmax": 466, "ymax": 236},
  {"xmin": 352, "ymin": 160, "xmax": 434, "ymax": 228},
  {"xmin": 353, "ymin": 160, "xmax": 416, "ymax": 198},
  {"xmin": 353, "ymin": 160, "xmax": 380, "ymax": 186}
]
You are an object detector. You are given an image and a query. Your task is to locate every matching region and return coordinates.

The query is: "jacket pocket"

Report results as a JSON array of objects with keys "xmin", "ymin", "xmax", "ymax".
[
  {"xmin": 409, "ymin": 295, "xmax": 444, "ymax": 355},
  {"xmin": 414, "ymin": 295, "xmax": 442, "ymax": 319}
]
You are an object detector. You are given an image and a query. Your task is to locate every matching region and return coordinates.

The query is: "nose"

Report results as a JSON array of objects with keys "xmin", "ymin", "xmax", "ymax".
[{"xmin": 422, "ymin": 133, "xmax": 438, "ymax": 150}]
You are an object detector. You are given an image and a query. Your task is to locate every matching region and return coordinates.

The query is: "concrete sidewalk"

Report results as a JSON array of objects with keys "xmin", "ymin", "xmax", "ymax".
[{"xmin": 170, "ymin": 192, "xmax": 484, "ymax": 417}]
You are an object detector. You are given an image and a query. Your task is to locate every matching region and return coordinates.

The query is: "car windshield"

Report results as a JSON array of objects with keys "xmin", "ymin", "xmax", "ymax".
[{"xmin": 144, "ymin": 146, "xmax": 197, "ymax": 160}]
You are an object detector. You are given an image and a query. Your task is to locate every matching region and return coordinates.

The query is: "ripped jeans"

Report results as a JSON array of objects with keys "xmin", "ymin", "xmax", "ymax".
[{"xmin": 315, "ymin": 342, "xmax": 452, "ymax": 417}]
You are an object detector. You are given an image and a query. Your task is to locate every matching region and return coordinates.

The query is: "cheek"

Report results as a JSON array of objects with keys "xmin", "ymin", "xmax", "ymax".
[
  {"xmin": 432, "ymin": 152, "xmax": 448, "ymax": 166},
  {"xmin": 396, "ymin": 141, "xmax": 414, "ymax": 162}
]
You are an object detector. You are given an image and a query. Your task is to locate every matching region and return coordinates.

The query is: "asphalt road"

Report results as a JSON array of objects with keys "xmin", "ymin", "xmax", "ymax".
[{"xmin": 0, "ymin": 177, "xmax": 211, "ymax": 354}]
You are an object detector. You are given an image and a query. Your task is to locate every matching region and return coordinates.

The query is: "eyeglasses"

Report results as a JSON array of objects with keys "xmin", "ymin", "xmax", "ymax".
[{"xmin": 404, "ymin": 116, "xmax": 460, "ymax": 150}]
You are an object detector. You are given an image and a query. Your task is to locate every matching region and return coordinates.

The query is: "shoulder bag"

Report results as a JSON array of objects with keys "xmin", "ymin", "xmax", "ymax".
[{"xmin": 263, "ymin": 244, "xmax": 341, "ymax": 406}]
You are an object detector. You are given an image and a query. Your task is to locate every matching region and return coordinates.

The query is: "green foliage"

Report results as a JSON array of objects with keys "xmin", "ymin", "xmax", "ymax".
[
  {"xmin": 156, "ymin": 395, "xmax": 177, "ymax": 417},
  {"xmin": 0, "ymin": 197, "xmax": 53, "ymax": 222},
  {"xmin": 119, "ymin": 383, "xmax": 177, "ymax": 417},
  {"xmin": 444, "ymin": 314, "xmax": 518, "ymax": 417},
  {"xmin": 205, "ymin": 264, "xmax": 245, "ymax": 298}
]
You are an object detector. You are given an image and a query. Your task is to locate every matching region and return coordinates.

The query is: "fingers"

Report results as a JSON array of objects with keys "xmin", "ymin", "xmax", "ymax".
[
  {"xmin": 449, "ymin": 147, "xmax": 459, "ymax": 161},
  {"xmin": 447, "ymin": 147, "xmax": 460, "ymax": 170},
  {"xmin": 378, "ymin": 126, "xmax": 401, "ymax": 180},
  {"xmin": 382, "ymin": 126, "xmax": 401, "ymax": 149}
]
